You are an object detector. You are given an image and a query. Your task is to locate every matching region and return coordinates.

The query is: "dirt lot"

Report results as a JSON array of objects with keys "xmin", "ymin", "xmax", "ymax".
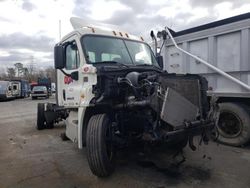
[{"xmin": 0, "ymin": 97, "xmax": 250, "ymax": 188}]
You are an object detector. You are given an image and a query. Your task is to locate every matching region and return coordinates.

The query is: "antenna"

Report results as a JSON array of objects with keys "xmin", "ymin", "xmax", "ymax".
[{"xmin": 59, "ymin": 20, "xmax": 61, "ymax": 41}]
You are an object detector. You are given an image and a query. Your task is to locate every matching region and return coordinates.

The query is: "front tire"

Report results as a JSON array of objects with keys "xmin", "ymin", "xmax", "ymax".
[
  {"xmin": 86, "ymin": 114, "xmax": 115, "ymax": 177},
  {"xmin": 217, "ymin": 103, "xmax": 250, "ymax": 146}
]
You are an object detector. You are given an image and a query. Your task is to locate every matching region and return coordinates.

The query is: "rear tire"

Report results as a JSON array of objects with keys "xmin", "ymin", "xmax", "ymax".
[
  {"xmin": 217, "ymin": 103, "xmax": 250, "ymax": 146},
  {"xmin": 37, "ymin": 103, "xmax": 46, "ymax": 130},
  {"xmin": 86, "ymin": 114, "xmax": 115, "ymax": 177}
]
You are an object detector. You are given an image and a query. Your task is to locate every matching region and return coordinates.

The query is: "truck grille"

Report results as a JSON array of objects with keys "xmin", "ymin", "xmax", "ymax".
[
  {"xmin": 34, "ymin": 91, "xmax": 45, "ymax": 94},
  {"xmin": 159, "ymin": 73, "xmax": 209, "ymax": 119}
]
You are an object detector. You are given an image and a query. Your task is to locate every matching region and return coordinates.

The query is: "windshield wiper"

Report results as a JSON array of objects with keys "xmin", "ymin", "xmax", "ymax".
[
  {"xmin": 136, "ymin": 63, "xmax": 161, "ymax": 69},
  {"xmin": 93, "ymin": 61, "xmax": 130, "ymax": 68}
]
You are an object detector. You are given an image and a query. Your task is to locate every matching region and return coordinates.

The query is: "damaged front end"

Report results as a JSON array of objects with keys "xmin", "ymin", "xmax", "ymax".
[
  {"xmin": 149, "ymin": 73, "xmax": 217, "ymax": 150},
  {"xmin": 91, "ymin": 67, "xmax": 218, "ymax": 150}
]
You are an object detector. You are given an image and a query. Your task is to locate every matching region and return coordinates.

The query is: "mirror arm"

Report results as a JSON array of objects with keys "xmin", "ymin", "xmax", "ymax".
[
  {"xmin": 59, "ymin": 69, "xmax": 78, "ymax": 81},
  {"xmin": 158, "ymin": 39, "xmax": 166, "ymax": 56},
  {"xmin": 59, "ymin": 69, "xmax": 71, "ymax": 77}
]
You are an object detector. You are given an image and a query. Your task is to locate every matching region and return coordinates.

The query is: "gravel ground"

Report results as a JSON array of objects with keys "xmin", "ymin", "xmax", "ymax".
[{"xmin": 0, "ymin": 96, "xmax": 250, "ymax": 188}]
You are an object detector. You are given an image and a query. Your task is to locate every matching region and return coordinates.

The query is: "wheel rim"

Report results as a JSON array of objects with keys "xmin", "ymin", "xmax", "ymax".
[{"xmin": 217, "ymin": 111, "xmax": 243, "ymax": 138}]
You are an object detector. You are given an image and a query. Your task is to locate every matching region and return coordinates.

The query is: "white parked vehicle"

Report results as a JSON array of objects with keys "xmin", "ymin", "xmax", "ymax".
[
  {"xmin": 31, "ymin": 86, "xmax": 49, "ymax": 99},
  {"xmin": 0, "ymin": 81, "xmax": 15, "ymax": 100},
  {"xmin": 36, "ymin": 18, "xmax": 218, "ymax": 177}
]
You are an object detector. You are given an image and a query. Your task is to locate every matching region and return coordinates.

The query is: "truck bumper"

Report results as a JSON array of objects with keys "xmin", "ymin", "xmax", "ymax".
[
  {"xmin": 164, "ymin": 119, "xmax": 215, "ymax": 150},
  {"xmin": 166, "ymin": 120, "xmax": 214, "ymax": 138},
  {"xmin": 31, "ymin": 94, "xmax": 47, "ymax": 97},
  {"xmin": 0, "ymin": 94, "xmax": 13, "ymax": 99},
  {"xmin": 0, "ymin": 94, "xmax": 7, "ymax": 99}
]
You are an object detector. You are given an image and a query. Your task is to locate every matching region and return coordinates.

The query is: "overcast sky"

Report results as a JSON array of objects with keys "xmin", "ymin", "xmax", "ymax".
[{"xmin": 0, "ymin": 0, "xmax": 250, "ymax": 72}]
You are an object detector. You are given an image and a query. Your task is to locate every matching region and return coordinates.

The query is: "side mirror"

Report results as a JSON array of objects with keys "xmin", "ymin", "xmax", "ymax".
[
  {"xmin": 70, "ymin": 71, "xmax": 78, "ymax": 81},
  {"xmin": 54, "ymin": 45, "xmax": 65, "ymax": 69},
  {"xmin": 156, "ymin": 56, "xmax": 163, "ymax": 69},
  {"xmin": 150, "ymin": 30, "xmax": 155, "ymax": 39}
]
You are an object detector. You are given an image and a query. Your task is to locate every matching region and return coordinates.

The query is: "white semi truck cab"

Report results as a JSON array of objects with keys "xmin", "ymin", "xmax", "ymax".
[{"xmin": 37, "ymin": 18, "xmax": 218, "ymax": 177}]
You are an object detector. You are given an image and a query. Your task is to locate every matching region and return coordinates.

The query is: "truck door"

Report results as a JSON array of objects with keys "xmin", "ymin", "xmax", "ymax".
[
  {"xmin": 7, "ymin": 84, "xmax": 13, "ymax": 98},
  {"xmin": 12, "ymin": 82, "xmax": 20, "ymax": 97},
  {"xmin": 58, "ymin": 36, "xmax": 82, "ymax": 107}
]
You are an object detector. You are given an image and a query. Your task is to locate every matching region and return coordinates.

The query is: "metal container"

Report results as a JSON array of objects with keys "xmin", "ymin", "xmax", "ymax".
[{"xmin": 162, "ymin": 13, "xmax": 250, "ymax": 98}]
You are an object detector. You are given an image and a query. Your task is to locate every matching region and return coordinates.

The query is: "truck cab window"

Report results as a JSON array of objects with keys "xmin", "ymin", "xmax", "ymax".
[
  {"xmin": 82, "ymin": 36, "xmax": 133, "ymax": 64},
  {"xmin": 101, "ymin": 53, "xmax": 121, "ymax": 62},
  {"xmin": 87, "ymin": 51, "xmax": 95, "ymax": 62},
  {"xmin": 66, "ymin": 42, "xmax": 80, "ymax": 70},
  {"xmin": 125, "ymin": 40, "xmax": 157, "ymax": 65}
]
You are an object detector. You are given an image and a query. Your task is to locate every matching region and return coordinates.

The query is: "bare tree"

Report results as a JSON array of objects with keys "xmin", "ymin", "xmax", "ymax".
[
  {"xmin": 0, "ymin": 68, "xmax": 7, "ymax": 79},
  {"xmin": 27, "ymin": 63, "xmax": 35, "ymax": 75},
  {"xmin": 0, "ymin": 72, "xmax": 7, "ymax": 79},
  {"xmin": 25, "ymin": 63, "xmax": 36, "ymax": 82},
  {"xmin": 45, "ymin": 66, "xmax": 56, "ymax": 82},
  {"xmin": 23, "ymin": 67, "xmax": 29, "ymax": 78},
  {"xmin": 3, "ymin": 62, "xmax": 55, "ymax": 83},
  {"xmin": 7, "ymin": 68, "xmax": 16, "ymax": 79},
  {"xmin": 37, "ymin": 69, "xmax": 46, "ymax": 78},
  {"xmin": 27, "ymin": 56, "xmax": 36, "ymax": 76}
]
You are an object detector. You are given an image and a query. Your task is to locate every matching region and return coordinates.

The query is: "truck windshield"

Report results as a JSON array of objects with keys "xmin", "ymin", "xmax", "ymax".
[
  {"xmin": 82, "ymin": 36, "xmax": 159, "ymax": 67},
  {"xmin": 0, "ymin": 81, "xmax": 8, "ymax": 89},
  {"xmin": 33, "ymin": 86, "xmax": 47, "ymax": 91}
]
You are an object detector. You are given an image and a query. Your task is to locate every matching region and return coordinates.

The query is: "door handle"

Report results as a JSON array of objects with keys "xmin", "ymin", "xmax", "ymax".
[{"xmin": 63, "ymin": 89, "xmax": 66, "ymax": 100}]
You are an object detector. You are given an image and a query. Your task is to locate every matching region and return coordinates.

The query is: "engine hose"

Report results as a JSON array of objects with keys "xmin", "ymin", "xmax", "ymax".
[
  {"xmin": 117, "ymin": 78, "xmax": 140, "ymax": 98},
  {"xmin": 96, "ymin": 95, "xmax": 104, "ymax": 103}
]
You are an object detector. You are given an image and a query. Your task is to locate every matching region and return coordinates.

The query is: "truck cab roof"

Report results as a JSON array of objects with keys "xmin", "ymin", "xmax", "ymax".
[{"xmin": 60, "ymin": 17, "xmax": 145, "ymax": 44}]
